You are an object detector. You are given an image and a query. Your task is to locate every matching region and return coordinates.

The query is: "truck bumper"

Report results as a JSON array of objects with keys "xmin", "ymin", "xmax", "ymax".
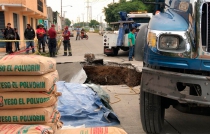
[
  {"xmin": 104, "ymin": 47, "xmax": 113, "ymax": 54},
  {"xmin": 141, "ymin": 67, "xmax": 210, "ymax": 105}
]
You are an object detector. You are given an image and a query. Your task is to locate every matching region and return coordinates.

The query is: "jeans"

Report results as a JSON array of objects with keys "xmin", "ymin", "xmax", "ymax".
[
  {"xmin": 48, "ymin": 38, "xmax": 57, "ymax": 57},
  {"xmin": 76, "ymin": 33, "xmax": 80, "ymax": 40},
  {"xmin": 63, "ymin": 40, "xmax": 71, "ymax": 55},
  {"xmin": 26, "ymin": 41, "xmax": 35, "ymax": 53},
  {"xmin": 44, "ymin": 36, "xmax": 48, "ymax": 44},
  {"xmin": 38, "ymin": 39, "xmax": 45, "ymax": 52},
  {"xmin": 129, "ymin": 45, "xmax": 134, "ymax": 60},
  {"xmin": 15, "ymin": 41, "xmax": 20, "ymax": 51},
  {"xmin": 6, "ymin": 42, "xmax": 12, "ymax": 53}
]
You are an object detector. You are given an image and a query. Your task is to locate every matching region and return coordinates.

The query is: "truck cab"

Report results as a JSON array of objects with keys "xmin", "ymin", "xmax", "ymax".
[{"xmin": 138, "ymin": 0, "xmax": 210, "ymax": 133}]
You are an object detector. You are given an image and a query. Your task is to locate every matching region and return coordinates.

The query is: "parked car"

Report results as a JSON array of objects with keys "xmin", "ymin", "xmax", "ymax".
[
  {"xmin": 68, "ymin": 28, "xmax": 74, "ymax": 37},
  {"xmin": 89, "ymin": 28, "xmax": 95, "ymax": 33}
]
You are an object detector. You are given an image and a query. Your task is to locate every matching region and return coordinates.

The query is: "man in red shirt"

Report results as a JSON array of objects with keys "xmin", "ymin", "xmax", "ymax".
[
  {"xmin": 36, "ymin": 24, "xmax": 46, "ymax": 53},
  {"xmin": 48, "ymin": 24, "xmax": 57, "ymax": 57},
  {"xmin": 62, "ymin": 26, "xmax": 72, "ymax": 56}
]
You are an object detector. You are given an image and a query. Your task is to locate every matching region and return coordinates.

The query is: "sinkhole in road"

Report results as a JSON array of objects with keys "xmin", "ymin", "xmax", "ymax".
[{"xmin": 83, "ymin": 62, "xmax": 141, "ymax": 87}]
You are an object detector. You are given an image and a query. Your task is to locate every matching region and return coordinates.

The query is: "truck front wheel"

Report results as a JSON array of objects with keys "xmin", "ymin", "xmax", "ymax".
[{"xmin": 140, "ymin": 89, "xmax": 165, "ymax": 133}]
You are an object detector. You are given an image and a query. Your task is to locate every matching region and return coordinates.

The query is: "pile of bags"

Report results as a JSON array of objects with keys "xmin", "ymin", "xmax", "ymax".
[{"xmin": 0, "ymin": 55, "xmax": 62, "ymax": 134}]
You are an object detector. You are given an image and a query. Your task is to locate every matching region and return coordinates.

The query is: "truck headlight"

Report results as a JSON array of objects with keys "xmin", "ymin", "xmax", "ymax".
[
  {"xmin": 159, "ymin": 35, "xmax": 179, "ymax": 49},
  {"xmin": 148, "ymin": 32, "xmax": 156, "ymax": 47}
]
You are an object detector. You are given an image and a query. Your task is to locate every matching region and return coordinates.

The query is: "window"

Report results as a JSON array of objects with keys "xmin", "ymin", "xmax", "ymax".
[
  {"xmin": 13, "ymin": 13, "xmax": 18, "ymax": 29},
  {"xmin": 31, "ymin": 18, "xmax": 33, "ymax": 28},
  {"xmin": 36, "ymin": 19, "xmax": 38, "ymax": 29},
  {"xmin": 37, "ymin": 0, "xmax": 43, "ymax": 12},
  {"xmin": 0, "ymin": 11, "xmax": 5, "ymax": 48},
  {"xmin": 132, "ymin": 18, "xmax": 151, "ymax": 23},
  {"xmin": 23, "ymin": 16, "xmax": 27, "ymax": 32}
]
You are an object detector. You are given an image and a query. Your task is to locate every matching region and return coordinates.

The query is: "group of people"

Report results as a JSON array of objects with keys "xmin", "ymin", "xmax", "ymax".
[{"xmin": 2, "ymin": 23, "xmax": 72, "ymax": 57}]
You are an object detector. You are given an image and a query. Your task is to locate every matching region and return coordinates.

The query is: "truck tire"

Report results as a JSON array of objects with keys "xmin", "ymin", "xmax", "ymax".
[
  {"xmin": 140, "ymin": 89, "xmax": 165, "ymax": 133},
  {"xmin": 112, "ymin": 47, "xmax": 119, "ymax": 56},
  {"xmin": 134, "ymin": 25, "xmax": 148, "ymax": 61}
]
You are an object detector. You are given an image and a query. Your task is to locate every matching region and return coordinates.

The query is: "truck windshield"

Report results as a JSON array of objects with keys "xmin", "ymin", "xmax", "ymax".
[
  {"xmin": 165, "ymin": 0, "xmax": 195, "ymax": 25},
  {"xmin": 131, "ymin": 18, "xmax": 150, "ymax": 23},
  {"xmin": 165, "ymin": 0, "xmax": 194, "ymax": 14}
]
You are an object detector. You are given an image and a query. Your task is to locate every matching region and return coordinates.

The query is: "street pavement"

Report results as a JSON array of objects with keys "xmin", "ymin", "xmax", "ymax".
[
  {"xmin": 1, "ymin": 33, "xmax": 210, "ymax": 133},
  {"xmin": 56, "ymin": 33, "xmax": 210, "ymax": 134}
]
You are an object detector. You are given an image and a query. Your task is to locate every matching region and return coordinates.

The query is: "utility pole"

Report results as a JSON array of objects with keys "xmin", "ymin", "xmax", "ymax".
[
  {"xmin": 63, "ymin": 11, "xmax": 67, "ymax": 27},
  {"xmin": 100, "ymin": 16, "xmax": 102, "ymax": 28},
  {"xmin": 87, "ymin": 0, "xmax": 90, "ymax": 26},
  {"xmin": 113, "ymin": 0, "xmax": 114, "ymax": 3},
  {"xmin": 82, "ymin": 13, "xmax": 84, "ymax": 27},
  {"xmin": 90, "ymin": 6, "xmax": 92, "ymax": 21},
  {"xmin": 61, "ymin": 0, "xmax": 62, "ymax": 29}
]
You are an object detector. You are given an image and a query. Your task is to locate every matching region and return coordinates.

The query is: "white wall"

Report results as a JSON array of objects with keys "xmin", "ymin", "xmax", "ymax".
[{"xmin": 57, "ymin": 15, "xmax": 62, "ymax": 31}]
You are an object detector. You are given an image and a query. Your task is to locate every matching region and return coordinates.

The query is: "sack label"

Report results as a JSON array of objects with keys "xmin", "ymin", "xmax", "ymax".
[
  {"xmin": 0, "ymin": 82, "xmax": 45, "ymax": 89},
  {"xmin": 0, "ymin": 65, "xmax": 40, "ymax": 72},
  {"xmin": 0, "ymin": 115, "xmax": 45, "ymax": 123}
]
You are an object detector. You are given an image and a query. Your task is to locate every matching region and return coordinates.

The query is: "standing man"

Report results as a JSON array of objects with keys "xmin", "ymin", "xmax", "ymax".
[
  {"xmin": 36, "ymin": 24, "xmax": 46, "ymax": 53},
  {"xmin": 24, "ymin": 24, "xmax": 35, "ymax": 54},
  {"xmin": 76, "ymin": 26, "xmax": 80, "ymax": 40},
  {"xmin": 48, "ymin": 24, "xmax": 57, "ymax": 57},
  {"xmin": 62, "ymin": 26, "xmax": 72, "ymax": 56},
  {"xmin": 4, "ymin": 23, "xmax": 15, "ymax": 54},
  {"xmin": 128, "ymin": 27, "xmax": 136, "ymax": 61}
]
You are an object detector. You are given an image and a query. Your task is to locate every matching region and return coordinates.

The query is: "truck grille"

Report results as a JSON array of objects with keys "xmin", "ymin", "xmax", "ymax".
[
  {"xmin": 201, "ymin": 3, "xmax": 210, "ymax": 52},
  {"xmin": 208, "ymin": 6, "xmax": 210, "ymax": 52}
]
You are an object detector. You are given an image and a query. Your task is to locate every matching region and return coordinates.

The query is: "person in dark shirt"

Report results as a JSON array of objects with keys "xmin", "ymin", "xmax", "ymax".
[
  {"xmin": 48, "ymin": 24, "xmax": 57, "ymax": 57},
  {"xmin": 24, "ymin": 24, "xmax": 35, "ymax": 54},
  {"xmin": 14, "ymin": 28, "xmax": 20, "ymax": 51},
  {"xmin": 4, "ymin": 23, "xmax": 15, "ymax": 54},
  {"xmin": 62, "ymin": 26, "xmax": 72, "ymax": 56}
]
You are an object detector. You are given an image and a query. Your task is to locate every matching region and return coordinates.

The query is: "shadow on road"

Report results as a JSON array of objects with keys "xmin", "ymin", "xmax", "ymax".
[{"xmin": 162, "ymin": 107, "xmax": 210, "ymax": 134}]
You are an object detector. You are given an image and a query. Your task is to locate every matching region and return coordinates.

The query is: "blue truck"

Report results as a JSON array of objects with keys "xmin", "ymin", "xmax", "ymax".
[{"xmin": 136, "ymin": 0, "xmax": 210, "ymax": 133}]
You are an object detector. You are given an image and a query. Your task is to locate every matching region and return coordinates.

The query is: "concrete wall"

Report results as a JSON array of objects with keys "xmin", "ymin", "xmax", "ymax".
[
  {"xmin": 56, "ymin": 14, "xmax": 62, "ymax": 32},
  {"xmin": 47, "ymin": 6, "xmax": 53, "ymax": 29}
]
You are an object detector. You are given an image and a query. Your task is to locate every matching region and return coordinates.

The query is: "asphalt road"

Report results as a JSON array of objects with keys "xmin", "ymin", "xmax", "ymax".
[{"xmin": 56, "ymin": 33, "xmax": 210, "ymax": 134}]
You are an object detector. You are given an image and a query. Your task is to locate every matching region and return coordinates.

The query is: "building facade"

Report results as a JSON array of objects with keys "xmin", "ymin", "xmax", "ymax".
[
  {"xmin": 56, "ymin": 13, "xmax": 62, "ymax": 32},
  {"xmin": 0, "ymin": 0, "xmax": 47, "ymax": 52},
  {"xmin": 47, "ymin": 6, "xmax": 53, "ymax": 29}
]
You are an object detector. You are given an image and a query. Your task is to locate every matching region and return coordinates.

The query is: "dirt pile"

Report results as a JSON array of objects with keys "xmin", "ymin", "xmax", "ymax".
[{"xmin": 83, "ymin": 65, "xmax": 141, "ymax": 87}]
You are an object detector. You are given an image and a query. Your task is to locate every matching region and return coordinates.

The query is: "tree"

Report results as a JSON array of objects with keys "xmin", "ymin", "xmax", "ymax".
[
  {"xmin": 73, "ymin": 22, "xmax": 88, "ymax": 27},
  {"xmin": 103, "ymin": 0, "xmax": 154, "ymax": 23},
  {"xmin": 65, "ymin": 18, "xmax": 71, "ymax": 26},
  {"xmin": 89, "ymin": 20, "xmax": 99, "ymax": 27}
]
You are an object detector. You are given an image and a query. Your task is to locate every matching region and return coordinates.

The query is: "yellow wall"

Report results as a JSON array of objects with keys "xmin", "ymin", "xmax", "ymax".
[{"xmin": 0, "ymin": 0, "xmax": 47, "ymax": 52}]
